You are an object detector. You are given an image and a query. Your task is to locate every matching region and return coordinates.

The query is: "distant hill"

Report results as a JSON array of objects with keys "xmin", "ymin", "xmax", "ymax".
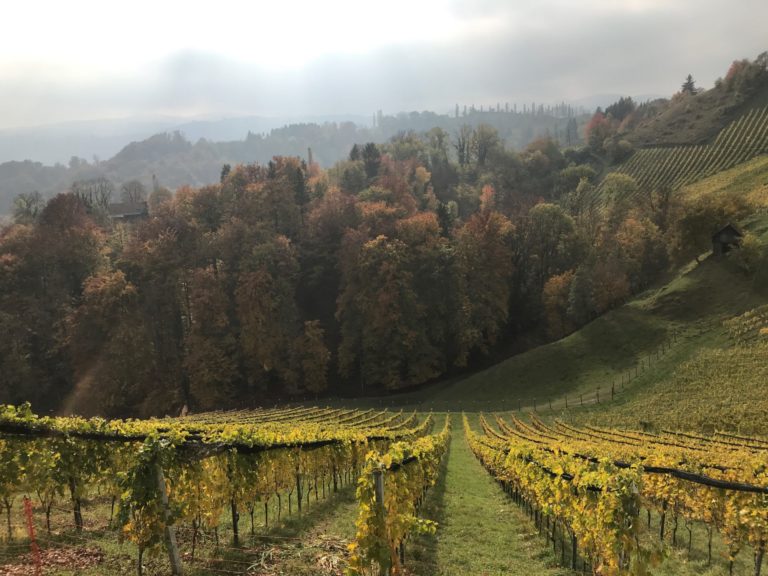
[{"xmin": 0, "ymin": 106, "xmax": 589, "ymax": 215}]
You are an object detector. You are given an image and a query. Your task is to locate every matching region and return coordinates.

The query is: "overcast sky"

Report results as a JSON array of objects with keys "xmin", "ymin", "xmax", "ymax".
[{"xmin": 1, "ymin": 0, "xmax": 766, "ymax": 129}]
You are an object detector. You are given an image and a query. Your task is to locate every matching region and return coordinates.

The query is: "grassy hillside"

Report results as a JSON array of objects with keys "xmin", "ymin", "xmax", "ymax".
[
  {"xmin": 331, "ymin": 155, "xmax": 768, "ymax": 427},
  {"xmin": 625, "ymin": 63, "xmax": 768, "ymax": 148},
  {"xmin": 403, "ymin": 254, "xmax": 763, "ymax": 411}
]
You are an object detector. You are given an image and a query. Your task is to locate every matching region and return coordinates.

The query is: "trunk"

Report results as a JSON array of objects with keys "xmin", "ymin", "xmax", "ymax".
[
  {"xmin": 154, "ymin": 464, "xmax": 182, "ymax": 575},
  {"xmin": 687, "ymin": 522, "xmax": 692, "ymax": 553},
  {"xmin": 277, "ymin": 493, "xmax": 282, "ymax": 521},
  {"xmin": 560, "ymin": 524, "xmax": 565, "ymax": 565},
  {"xmin": 264, "ymin": 500, "xmax": 269, "ymax": 530},
  {"xmin": 756, "ymin": 542, "xmax": 765, "ymax": 576},
  {"xmin": 3, "ymin": 498, "xmax": 11, "ymax": 540},
  {"xmin": 707, "ymin": 526, "xmax": 713, "ymax": 566},
  {"xmin": 571, "ymin": 532, "xmax": 577, "ymax": 570},
  {"xmin": 137, "ymin": 546, "xmax": 144, "ymax": 576},
  {"xmin": 45, "ymin": 503, "xmax": 52, "ymax": 534},
  {"xmin": 672, "ymin": 515, "xmax": 678, "ymax": 546},
  {"xmin": 249, "ymin": 505, "xmax": 255, "ymax": 536},
  {"xmin": 110, "ymin": 496, "xmax": 116, "ymax": 525},
  {"xmin": 659, "ymin": 506, "xmax": 666, "ymax": 542},
  {"xmin": 68, "ymin": 477, "xmax": 83, "ymax": 532},
  {"xmin": 191, "ymin": 518, "xmax": 199, "ymax": 561},
  {"xmin": 333, "ymin": 465, "xmax": 338, "ymax": 493},
  {"xmin": 296, "ymin": 475, "xmax": 303, "ymax": 516},
  {"xmin": 230, "ymin": 499, "xmax": 239, "ymax": 546}
]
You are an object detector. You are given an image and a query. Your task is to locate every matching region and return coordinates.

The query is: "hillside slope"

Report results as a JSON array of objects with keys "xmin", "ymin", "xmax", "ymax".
[
  {"xmin": 387, "ymin": 160, "xmax": 768, "ymax": 414},
  {"xmin": 605, "ymin": 107, "xmax": 768, "ymax": 194},
  {"xmin": 624, "ymin": 54, "xmax": 768, "ymax": 147},
  {"xmin": 403, "ymin": 254, "xmax": 764, "ymax": 412}
]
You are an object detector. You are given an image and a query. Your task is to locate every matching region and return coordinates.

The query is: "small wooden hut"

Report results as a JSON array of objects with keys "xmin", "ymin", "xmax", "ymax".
[{"xmin": 711, "ymin": 224, "xmax": 743, "ymax": 257}]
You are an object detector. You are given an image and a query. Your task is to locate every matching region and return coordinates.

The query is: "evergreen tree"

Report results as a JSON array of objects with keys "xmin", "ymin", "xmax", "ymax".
[{"xmin": 681, "ymin": 74, "xmax": 697, "ymax": 94}]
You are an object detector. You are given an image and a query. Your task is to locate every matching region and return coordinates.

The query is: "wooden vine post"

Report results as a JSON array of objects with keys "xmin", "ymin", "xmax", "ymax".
[
  {"xmin": 154, "ymin": 464, "xmax": 183, "ymax": 576},
  {"xmin": 372, "ymin": 467, "xmax": 391, "ymax": 575},
  {"xmin": 23, "ymin": 497, "xmax": 42, "ymax": 576}
]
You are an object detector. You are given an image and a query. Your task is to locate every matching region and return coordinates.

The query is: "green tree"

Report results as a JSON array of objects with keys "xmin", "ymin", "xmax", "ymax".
[
  {"xmin": 454, "ymin": 210, "xmax": 514, "ymax": 365},
  {"xmin": 681, "ymin": 74, "xmax": 697, "ymax": 94}
]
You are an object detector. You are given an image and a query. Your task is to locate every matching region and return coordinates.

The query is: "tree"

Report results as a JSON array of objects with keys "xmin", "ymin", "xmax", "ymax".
[
  {"xmin": 542, "ymin": 270, "xmax": 575, "ymax": 339},
  {"xmin": 12, "ymin": 191, "xmax": 44, "ymax": 224},
  {"xmin": 473, "ymin": 124, "xmax": 500, "ymax": 168},
  {"xmin": 337, "ymin": 233, "xmax": 442, "ymax": 391},
  {"xmin": 361, "ymin": 143, "xmax": 381, "ymax": 180},
  {"xmin": 295, "ymin": 320, "xmax": 330, "ymax": 395},
  {"xmin": 184, "ymin": 268, "xmax": 239, "ymax": 410},
  {"xmin": 605, "ymin": 97, "xmax": 636, "ymax": 121},
  {"xmin": 68, "ymin": 271, "xmax": 157, "ymax": 415},
  {"xmin": 519, "ymin": 203, "xmax": 580, "ymax": 294},
  {"xmin": 454, "ymin": 124, "xmax": 473, "ymax": 167},
  {"xmin": 584, "ymin": 111, "xmax": 613, "ymax": 152},
  {"xmin": 236, "ymin": 236, "xmax": 300, "ymax": 392},
  {"xmin": 454, "ymin": 210, "xmax": 514, "ymax": 365},
  {"xmin": 681, "ymin": 74, "xmax": 697, "ymax": 95},
  {"xmin": 120, "ymin": 180, "xmax": 147, "ymax": 203},
  {"xmin": 71, "ymin": 177, "xmax": 114, "ymax": 214}
]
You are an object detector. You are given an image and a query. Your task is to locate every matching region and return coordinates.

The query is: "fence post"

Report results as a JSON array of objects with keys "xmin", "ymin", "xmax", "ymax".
[
  {"xmin": 23, "ymin": 497, "xmax": 42, "ymax": 576},
  {"xmin": 372, "ymin": 468, "xmax": 391, "ymax": 575},
  {"xmin": 155, "ymin": 464, "xmax": 183, "ymax": 576}
]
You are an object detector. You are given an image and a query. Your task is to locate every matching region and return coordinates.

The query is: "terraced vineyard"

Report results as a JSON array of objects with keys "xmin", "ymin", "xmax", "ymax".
[{"xmin": 603, "ymin": 106, "xmax": 768, "ymax": 195}]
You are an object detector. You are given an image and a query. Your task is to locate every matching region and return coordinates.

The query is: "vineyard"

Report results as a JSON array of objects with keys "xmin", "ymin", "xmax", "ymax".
[
  {"xmin": 0, "ymin": 404, "xmax": 449, "ymax": 576},
  {"xmin": 598, "ymin": 106, "xmax": 768, "ymax": 200},
  {"xmin": 3, "ymin": 403, "xmax": 768, "ymax": 575},
  {"xmin": 465, "ymin": 412, "xmax": 768, "ymax": 575}
]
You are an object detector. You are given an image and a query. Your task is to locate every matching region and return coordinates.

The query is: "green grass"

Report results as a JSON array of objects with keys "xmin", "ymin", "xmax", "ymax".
[{"xmin": 407, "ymin": 415, "xmax": 570, "ymax": 576}]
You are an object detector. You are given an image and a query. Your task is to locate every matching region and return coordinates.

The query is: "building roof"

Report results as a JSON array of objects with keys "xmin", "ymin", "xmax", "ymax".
[
  {"xmin": 712, "ymin": 223, "xmax": 743, "ymax": 241},
  {"xmin": 108, "ymin": 201, "xmax": 148, "ymax": 219}
]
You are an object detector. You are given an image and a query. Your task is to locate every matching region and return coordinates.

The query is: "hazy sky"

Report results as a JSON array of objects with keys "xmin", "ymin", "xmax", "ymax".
[{"xmin": 1, "ymin": 0, "xmax": 766, "ymax": 129}]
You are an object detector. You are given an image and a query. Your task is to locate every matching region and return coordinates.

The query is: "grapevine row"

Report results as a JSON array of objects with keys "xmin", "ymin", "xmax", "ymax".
[
  {"xmin": 0, "ymin": 403, "xmax": 434, "ymax": 574},
  {"xmin": 347, "ymin": 415, "xmax": 451, "ymax": 576},
  {"xmin": 467, "ymin": 413, "xmax": 768, "ymax": 574}
]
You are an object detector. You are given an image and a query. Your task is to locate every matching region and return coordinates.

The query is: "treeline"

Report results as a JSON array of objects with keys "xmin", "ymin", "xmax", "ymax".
[
  {"xmin": 0, "ymin": 124, "xmax": 760, "ymax": 417},
  {"xmin": 0, "ymin": 106, "xmax": 588, "ymax": 216}
]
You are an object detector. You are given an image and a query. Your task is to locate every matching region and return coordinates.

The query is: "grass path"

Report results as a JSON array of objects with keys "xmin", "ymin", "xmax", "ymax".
[{"xmin": 407, "ymin": 417, "xmax": 571, "ymax": 575}]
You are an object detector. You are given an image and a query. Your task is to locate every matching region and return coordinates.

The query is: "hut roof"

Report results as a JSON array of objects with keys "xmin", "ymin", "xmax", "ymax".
[
  {"xmin": 108, "ymin": 201, "xmax": 148, "ymax": 219},
  {"xmin": 711, "ymin": 223, "xmax": 743, "ymax": 241}
]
